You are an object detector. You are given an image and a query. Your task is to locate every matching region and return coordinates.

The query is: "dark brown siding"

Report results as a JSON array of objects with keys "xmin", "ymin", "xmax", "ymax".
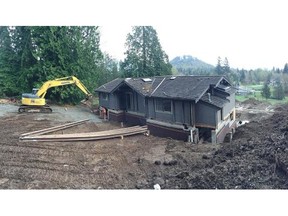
[
  {"xmin": 108, "ymin": 111, "xmax": 125, "ymax": 122},
  {"xmin": 147, "ymin": 123, "xmax": 189, "ymax": 141},
  {"xmin": 125, "ymin": 112, "xmax": 146, "ymax": 126}
]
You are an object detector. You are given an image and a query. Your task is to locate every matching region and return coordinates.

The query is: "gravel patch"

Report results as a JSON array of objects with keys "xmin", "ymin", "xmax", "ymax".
[{"xmin": 0, "ymin": 104, "xmax": 102, "ymax": 123}]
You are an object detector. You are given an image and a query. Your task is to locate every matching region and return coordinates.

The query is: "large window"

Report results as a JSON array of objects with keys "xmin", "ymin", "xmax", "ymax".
[{"xmin": 155, "ymin": 99, "xmax": 172, "ymax": 113}]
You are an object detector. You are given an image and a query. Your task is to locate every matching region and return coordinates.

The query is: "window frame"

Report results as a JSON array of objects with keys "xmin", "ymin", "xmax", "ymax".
[{"xmin": 155, "ymin": 98, "xmax": 172, "ymax": 113}]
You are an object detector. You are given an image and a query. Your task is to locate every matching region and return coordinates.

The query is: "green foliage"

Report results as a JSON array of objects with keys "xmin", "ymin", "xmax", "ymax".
[
  {"xmin": 282, "ymin": 73, "xmax": 288, "ymax": 94},
  {"xmin": 273, "ymin": 81, "xmax": 285, "ymax": 100},
  {"xmin": 0, "ymin": 26, "xmax": 107, "ymax": 104},
  {"xmin": 120, "ymin": 26, "xmax": 172, "ymax": 78},
  {"xmin": 215, "ymin": 56, "xmax": 224, "ymax": 75},
  {"xmin": 0, "ymin": 26, "xmax": 23, "ymax": 96},
  {"xmin": 215, "ymin": 56, "xmax": 231, "ymax": 76},
  {"xmin": 97, "ymin": 53, "xmax": 120, "ymax": 86},
  {"xmin": 261, "ymin": 82, "xmax": 271, "ymax": 99},
  {"xmin": 283, "ymin": 63, "xmax": 288, "ymax": 74}
]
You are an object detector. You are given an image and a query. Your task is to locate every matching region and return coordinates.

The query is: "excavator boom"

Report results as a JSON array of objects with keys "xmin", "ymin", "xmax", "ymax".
[{"xmin": 19, "ymin": 76, "xmax": 92, "ymax": 113}]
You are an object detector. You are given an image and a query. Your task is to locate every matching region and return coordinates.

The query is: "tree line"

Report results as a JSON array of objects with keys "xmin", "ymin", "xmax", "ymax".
[
  {"xmin": 214, "ymin": 57, "xmax": 288, "ymax": 100},
  {"xmin": 0, "ymin": 26, "xmax": 172, "ymax": 103},
  {"xmin": 1, "ymin": 26, "xmax": 287, "ymax": 103}
]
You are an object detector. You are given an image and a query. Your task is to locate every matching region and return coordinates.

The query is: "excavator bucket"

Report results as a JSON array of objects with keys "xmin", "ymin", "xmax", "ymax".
[{"xmin": 80, "ymin": 96, "xmax": 93, "ymax": 110}]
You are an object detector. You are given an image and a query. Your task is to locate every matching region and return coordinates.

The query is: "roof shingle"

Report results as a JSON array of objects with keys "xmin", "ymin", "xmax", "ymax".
[{"xmin": 95, "ymin": 75, "xmax": 233, "ymax": 107}]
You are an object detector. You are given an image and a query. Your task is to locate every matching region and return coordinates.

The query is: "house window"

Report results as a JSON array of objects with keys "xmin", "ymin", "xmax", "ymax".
[
  {"xmin": 155, "ymin": 99, "xmax": 172, "ymax": 113},
  {"xmin": 102, "ymin": 93, "xmax": 108, "ymax": 101}
]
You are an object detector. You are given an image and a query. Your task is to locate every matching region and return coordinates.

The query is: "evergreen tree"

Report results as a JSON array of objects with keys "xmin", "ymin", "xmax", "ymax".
[
  {"xmin": 0, "ymin": 26, "xmax": 103, "ymax": 104},
  {"xmin": 0, "ymin": 27, "xmax": 19, "ymax": 96},
  {"xmin": 273, "ymin": 81, "xmax": 285, "ymax": 100},
  {"xmin": 283, "ymin": 63, "xmax": 288, "ymax": 74},
  {"xmin": 120, "ymin": 26, "xmax": 172, "ymax": 78},
  {"xmin": 98, "ymin": 53, "xmax": 119, "ymax": 85},
  {"xmin": 261, "ymin": 82, "xmax": 271, "ymax": 99},
  {"xmin": 238, "ymin": 69, "xmax": 246, "ymax": 84},
  {"xmin": 223, "ymin": 57, "xmax": 231, "ymax": 74},
  {"xmin": 34, "ymin": 26, "xmax": 102, "ymax": 103},
  {"xmin": 215, "ymin": 56, "xmax": 223, "ymax": 75}
]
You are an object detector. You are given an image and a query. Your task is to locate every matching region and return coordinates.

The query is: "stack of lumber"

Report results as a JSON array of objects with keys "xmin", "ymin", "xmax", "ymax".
[{"xmin": 19, "ymin": 119, "xmax": 147, "ymax": 142}]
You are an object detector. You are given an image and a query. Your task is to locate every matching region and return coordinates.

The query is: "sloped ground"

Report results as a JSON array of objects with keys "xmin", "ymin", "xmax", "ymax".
[
  {"xmin": 0, "ymin": 102, "xmax": 287, "ymax": 189},
  {"xmin": 158, "ymin": 104, "xmax": 288, "ymax": 189}
]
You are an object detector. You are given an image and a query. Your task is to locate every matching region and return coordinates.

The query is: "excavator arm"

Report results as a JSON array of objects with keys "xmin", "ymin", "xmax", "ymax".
[
  {"xmin": 19, "ymin": 76, "xmax": 93, "ymax": 113},
  {"xmin": 36, "ymin": 76, "xmax": 92, "ymax": 99}
]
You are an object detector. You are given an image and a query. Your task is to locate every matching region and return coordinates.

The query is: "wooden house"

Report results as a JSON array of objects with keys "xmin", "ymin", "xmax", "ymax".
[{"xmin": 95, "ymin": 75, "xmax": 236, "ymax": 143}]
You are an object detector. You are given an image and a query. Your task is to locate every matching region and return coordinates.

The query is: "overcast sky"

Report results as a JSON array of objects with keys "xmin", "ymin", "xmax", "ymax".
[
  {"xmin": 99, "ymin": 0, "xmax": 288, "ymax": 70},
  {"xmin": 2, "ymin": 0, "xmax": 288, "ymax": 70}
]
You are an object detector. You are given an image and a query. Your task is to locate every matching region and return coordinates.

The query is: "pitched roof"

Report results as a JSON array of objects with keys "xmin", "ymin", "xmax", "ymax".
[
  {"xmin": 200, "ymin": 93, "xmax": 230, "ymax": 108},
  {"xmin": 95, "ymin": 75, "xmax": 233, "ymax": 106},
  {"xmin": 95, "ymin": 78, "xmax": 124, "ymax": 93},
  {"xmin": 150, "ymin": 76, "xmax": 223, "ymax": 102}
]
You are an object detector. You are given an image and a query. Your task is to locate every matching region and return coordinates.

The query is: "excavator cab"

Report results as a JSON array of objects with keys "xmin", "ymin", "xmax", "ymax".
[{"xmin": 32, "ymin": 88, "xmax": 38, "ymax": 95}]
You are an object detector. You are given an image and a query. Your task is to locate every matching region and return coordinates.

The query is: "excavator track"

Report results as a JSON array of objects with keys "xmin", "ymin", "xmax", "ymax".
[{"xmin": 18, "ymin": 105, "xmax": 52, "ymax": 113}]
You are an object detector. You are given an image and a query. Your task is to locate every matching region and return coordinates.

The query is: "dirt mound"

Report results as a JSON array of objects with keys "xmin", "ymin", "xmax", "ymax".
[
  {"xmin": 241, "ymin": 98, "xmax": 261, "ymax": 105},
  {"xmin": 183, "ymin": 104, "xmax": 288, "ymax": 189},
  {"xmin": 137, "ymin": 104, "xmax": 288, "ymax": 189}
]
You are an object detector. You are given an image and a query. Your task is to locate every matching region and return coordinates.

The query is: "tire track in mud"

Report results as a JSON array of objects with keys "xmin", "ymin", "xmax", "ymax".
[{"xmin": 0, "ymin": 140, "xmax": 116, "ymax": 188}]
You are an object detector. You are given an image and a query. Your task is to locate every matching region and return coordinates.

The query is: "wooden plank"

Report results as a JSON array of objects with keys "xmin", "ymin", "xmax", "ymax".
[
  {"xmin": 20, "ymin": 126, "xmax": 148, "ymax": 142},
  {"xmin": 21, "ymin": 126, "xmax": 146, "ymax": 139},
  {"xmin": 20, "ymin": 119, "xmax": 90, "ymax": 137}
]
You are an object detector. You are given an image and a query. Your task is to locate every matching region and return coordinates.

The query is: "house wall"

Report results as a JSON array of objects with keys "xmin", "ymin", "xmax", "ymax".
[
  {"xmin": 216, "ymin": 109, "xmax": 222, "ymax": 124},
  {"xmin": 183, "ymin": 101, "xmax": 192, "ymax": 125},
  {"xmin": 105, "ymin": 85, "xmax": 146, "ymax": 115},
  {"xmin": 147, "ymin": 98, "xmax": 193, "ymax": 126},
  {"xmin": 109, "ymin": 93, "xmax": 120, "ymax": 110},
  {"xmin": 147, "ymin": 98, "xmax": 174, "ymax": 122},
  {"xmin": 174, "ymin": 101, "xmax": 183, "ymax": 123},
  {"xmin": 147, "ymin": 121, "xmax": 190, "ymax": 141},
  {"xmin": 147, "ymin": 98, "xmax": 155, "ymax": 119},
  {"xmin": 99, "ymin": 92, "xmax": 110, "ymax": 108},
  {"xmin": 98, "ymin": 92, "xmax": 121, "ymax": 110},
  {"xmin": 100, "ymin": 86, "xmax": 147, "ymax": 126},
  {"xmin": 118, "ymin": 92, "xmax": 126, "ymax": 110},
  {"xmin": 125, "ymin": 112, "xmax": 146, "ymax": 126},
  {"xmin": 195, "ymin": 102, "xmax": 219, "ymax": 128},
  {"xmin": 137, "ymin": 94, "xmax": 146, "ymax": 114},
  {"xmin": 108, "ymin": 109, "xmax": 125, "ymax": 122},
  {"xmin": 222, "ymin": 93, "xmax": 235, "ymax": 118}
]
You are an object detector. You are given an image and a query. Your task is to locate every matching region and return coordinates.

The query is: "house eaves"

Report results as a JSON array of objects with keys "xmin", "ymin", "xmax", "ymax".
[
  {"xmin": 200, "ymin": 93, "xmax": 230, "ymax": 108},
  {"xmin": 95, "ymin": 78, "xmax": 124, "ymax": 93}
]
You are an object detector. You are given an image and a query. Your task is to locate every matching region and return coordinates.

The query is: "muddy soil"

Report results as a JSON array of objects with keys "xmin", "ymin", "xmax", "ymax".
[{"xmin": 0, "ymin": 101, "xmax": 287, "ymax": 189}]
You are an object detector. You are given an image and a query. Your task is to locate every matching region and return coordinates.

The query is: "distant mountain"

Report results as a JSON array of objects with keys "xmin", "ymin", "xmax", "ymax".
[{"xmin": 170, "ymin": 55, "xmax": 215, "ymax": 75}]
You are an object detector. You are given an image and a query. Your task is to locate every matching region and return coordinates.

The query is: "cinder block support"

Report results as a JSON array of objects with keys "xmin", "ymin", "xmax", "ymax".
[{"xmin": 211, "ymin": 130, "xmax": 217, "ymax": 144}]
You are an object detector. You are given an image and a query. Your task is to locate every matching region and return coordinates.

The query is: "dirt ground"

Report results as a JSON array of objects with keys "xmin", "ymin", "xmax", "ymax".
[{"xmin": 0, "ymin": 99, "xmax": 287, "ymax": 189}]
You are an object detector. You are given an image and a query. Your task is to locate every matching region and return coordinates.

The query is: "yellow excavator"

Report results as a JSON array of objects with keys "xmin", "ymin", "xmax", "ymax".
[{"xmin": 18, "ymin": 76, "xmax": 92, "ymax": 113}]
